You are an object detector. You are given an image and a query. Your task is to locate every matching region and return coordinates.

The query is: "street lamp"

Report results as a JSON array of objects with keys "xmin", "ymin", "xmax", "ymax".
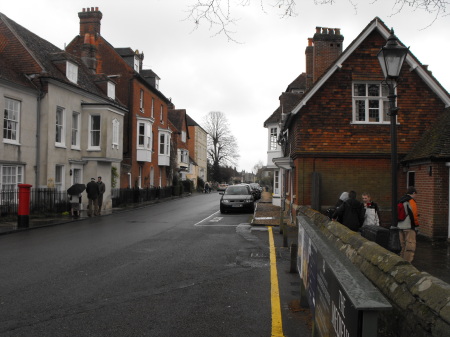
[{"xmin": 377, "ymin": 29, "xmax": 409, "ymax": 229}]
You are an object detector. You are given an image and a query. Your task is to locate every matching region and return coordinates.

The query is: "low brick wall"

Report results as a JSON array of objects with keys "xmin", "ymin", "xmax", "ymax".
[{"xmin": 298, "ymin": 206, "xmax": 450, "ymax": 337}]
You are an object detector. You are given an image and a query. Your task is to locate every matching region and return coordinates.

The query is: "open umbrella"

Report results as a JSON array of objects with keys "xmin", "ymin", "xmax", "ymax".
[{"xmin": 67, "ymin": 183, "xmax": 86, "ymax": 195}]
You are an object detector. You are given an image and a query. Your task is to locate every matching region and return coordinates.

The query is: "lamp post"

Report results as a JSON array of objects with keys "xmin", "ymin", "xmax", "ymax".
[{"xmin": 377, "ymin": 29, "xmax": 408, "ymax": 228}]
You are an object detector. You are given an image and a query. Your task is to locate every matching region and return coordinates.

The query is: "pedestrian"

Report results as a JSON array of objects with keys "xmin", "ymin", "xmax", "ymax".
[
  {"xmin": 397, "ymin": 186, "xmax": 419, "ymax": 263},
  {"xmin": 97, "ymin": 176, "xmax": 106, "ymax": 215},
  {"xmin": 332, "ymin": 190, "xmax": 365, "ymax": 232},
  {"xmin": 362, "ymin": 192, "xmax": 381, "ymax": 226},
  {"xmin": 86, "ymin": 178, "xmax": 100, "ymax": 217},
  {"xmin": 204, "ymin": 181, "xmax": 209, "ymax": 193},
  {"xmin": 69, "ymin": 193, "xmax": 82, "ymax": 219},
  {"xmin": 325, "ymin": 191, "xmax": 349, "ymax": 221}
]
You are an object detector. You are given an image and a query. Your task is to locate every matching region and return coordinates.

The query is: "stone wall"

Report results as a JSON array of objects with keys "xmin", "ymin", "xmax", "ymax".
[{"xmin": 298, "ymin": 206, "xmax": 450, "ymax": 337}]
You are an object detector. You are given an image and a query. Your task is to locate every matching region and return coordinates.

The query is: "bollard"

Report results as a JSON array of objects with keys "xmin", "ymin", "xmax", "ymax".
[
  {"xmin": 290, "ymin": 243, "xmax": 298, "ymax": 273},
  {"xmin": 282, "ymin": 222, "xmax": 288, "ymax": 248},
  {"xmin": 17, "ymin": 184, "xmax": 32, "ymax": 228}
]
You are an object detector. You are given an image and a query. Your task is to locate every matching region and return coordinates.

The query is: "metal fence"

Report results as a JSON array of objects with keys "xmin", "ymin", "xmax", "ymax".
[{"xmin": 0, "ymin": 185, "xmax": 186, "ymax": 219}]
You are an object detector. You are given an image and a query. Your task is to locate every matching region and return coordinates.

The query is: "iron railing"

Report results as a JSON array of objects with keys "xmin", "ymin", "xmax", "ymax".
[{"xmin": 0, "ymin": 186, "xmax": 178, "ymax": 220}]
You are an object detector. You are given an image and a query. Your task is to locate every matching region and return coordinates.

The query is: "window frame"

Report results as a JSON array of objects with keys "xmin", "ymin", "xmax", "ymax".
[
  {"xmin": 159, "ymin": 132, "xmax": 170, "ymax": 156},
  {"xmin": 55, "ymin": 164, "xmax": 64, "ymax": 191},
  {"xmin": 66, "ymin": 61, "xmax": 78, "ymax": 83},
  {"xmin": 55, "ymin": 106, "xmax": 66, "ymax": 147},
  {"xmin": 3, "ymin": 97, "xmax": 21, "ymax": 144},
  {"xmin": 88, "ymin": 114, "xmax": 101, "ymax": 150},
  {"xmin": 71, "ymin": 111, "xmax": 80, "ymax": 149},
  {"xmin": 112, "ymin": 118, "xmax": 119, "ymax": 149},
  {"xmin": 352, "ymin": 82, "xmax": 393, "ymax": 124},
  {"xmin": 139, "ymin": 89, "xmax": 144, "ymax": 113},
  {"xmin": 270, "ymin": 127, "xmax": 277, "ymax": 151},
  {"xmin": 107, "ymin": 82, "xmax": 115, "ymax": 100},
  {"xmin": 0, "ymin": 165, "xmax": 23, "ymax": 191}
]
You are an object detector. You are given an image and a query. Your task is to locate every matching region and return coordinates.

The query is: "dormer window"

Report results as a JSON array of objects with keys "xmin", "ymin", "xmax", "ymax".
[
  {"xmin": 134, "ymin": 56, "xmax": 139, "ymax": 72},
  {"xmin": 66, "ymin": 61, "xmax": 78, "ymax": 84},
  {"xmin": 155, "ymin": 78, "xmax": 159, "ymax": 90},
  {"xmin": 107, "ymin": 81, "xmax": 115, "ymax": 100}
]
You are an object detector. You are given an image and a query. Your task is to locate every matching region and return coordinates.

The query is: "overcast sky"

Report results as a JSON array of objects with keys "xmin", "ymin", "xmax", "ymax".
[{"xmin": 3, "ymin": 1, "xmax": 449, "ymax": 173}]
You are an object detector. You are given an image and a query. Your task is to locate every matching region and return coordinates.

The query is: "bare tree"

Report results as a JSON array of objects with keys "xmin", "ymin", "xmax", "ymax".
[
  {"xmin": 202, "ymin": 111, "xmax": 240, "ymax": 168},
  {"xmin": 185, "ymin": 0, "xmax": 448, "ymax": 40}
]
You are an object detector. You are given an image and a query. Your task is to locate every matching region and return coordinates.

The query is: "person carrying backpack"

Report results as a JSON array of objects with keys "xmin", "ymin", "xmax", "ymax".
[
  {"xmin": 397, "ymin": 186, "xmax": 419, "ymax": 262},
  {"xmin": 332, "ymin": 190, "xmax": 365, "ymax": 232}
]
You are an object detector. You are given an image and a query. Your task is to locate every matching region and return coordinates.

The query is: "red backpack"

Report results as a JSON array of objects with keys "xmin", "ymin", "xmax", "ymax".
[{"xmin": 397, "ymin": 202, "xmax": 408, "ymax": 221}]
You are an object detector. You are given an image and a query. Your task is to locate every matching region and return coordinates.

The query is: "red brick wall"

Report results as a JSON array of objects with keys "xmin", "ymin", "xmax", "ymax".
[{"xmin": 287, "ymin": 30, "xmax": 448, "ymax": 236}]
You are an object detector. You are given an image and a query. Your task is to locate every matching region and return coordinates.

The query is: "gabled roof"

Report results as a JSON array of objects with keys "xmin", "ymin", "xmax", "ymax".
[
  {"xmin": 168, "ymin": 109, "xmax": 190, "ymax": 139},
  {"xmin": 402, "ymin": 107, "xmax": 450, "ymax": 162},
  {"xmin": 286, "ymin": 17, "xmax": 450, "ymax": 127},
  {"xmin": 0, "ymin": 12, "xmax": 126, "ymax": 108}
]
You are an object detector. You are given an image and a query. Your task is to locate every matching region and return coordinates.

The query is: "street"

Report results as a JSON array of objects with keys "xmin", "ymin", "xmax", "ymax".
[{"xmin": 0, "ymin": 193, "xmax": 311, "ymax": 337}]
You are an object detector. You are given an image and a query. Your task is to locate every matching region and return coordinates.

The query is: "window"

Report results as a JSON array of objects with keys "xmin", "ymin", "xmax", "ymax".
[
  {"xmin": 55, "ymin": 165, "xmax": 64, "ymax": 191},
  {"xmin": 150, "ymin": 167, "xmax": 154, "ymax": 187},
  {"xmin": 3, "ymin": 98, "xmax": 20, "ymax": 143},
  {"xmin": 72, "ymin": 167, "xmax": 82, "ymax": 184},
  {"xmin": 151, "ymin": 98, "xmax": 154, "ymax": 118},
  {"xmin": 407, "ymin": 171, "xmax": 415, "ymax": 188},
  {"xmin": 137, "ymin": 121, "xmax": 152, "ymax": 149},
  {"xmin": 55, "ymin": 106, "xmax": 65, "ymax": 146},
  {"xmin": 71, "ymin": 112, "xmax": 80, "ymax": 148},
  {"xmin": 180, "ymin": 149, "xmax": 188, "ymax": 163},
  {"xmin": 159, "ymin": 133, "xmax": 169, "ymax": 155},
  {"xmin": 353, "ymin": 83, "xmax": 391, "ymax": 123},
  {"xmin": 112, "ymin": 118, "xmax": 119, "ymax": 149},
  {"xmin": 274, "ymin": 170, "xmax": 279, "ymax": 195},
  {"xmin": 270, "ymin": 127, "xmax": 277, "ymax": 150},
  {"xmin": 66, "ymin": 61, "xmax": 78, "ymax": 83},
  {"xmin": 107, "ymin": 82, "xmax": 115, "ymax": 100},
  {"xmin": 160, "ymin": 105, "xmax": 163, "ymax": 124},
  {"xmin": 89, "ymin": 115, "xmax": 101, "ymax": 149},
  {"xmin": 134, "ymin": 56, "xmax": 140, "ymax": 72},
  {"xmin": 139, "ymin": 90, "xmax": 144, "ymax": 112},
  {"xmin": 181, "ymin": 130, "xmax": 186, "ymax": 143},
  {"xmin": 0, "ymin": 165, "xmax": 23, "ymax": 190}
]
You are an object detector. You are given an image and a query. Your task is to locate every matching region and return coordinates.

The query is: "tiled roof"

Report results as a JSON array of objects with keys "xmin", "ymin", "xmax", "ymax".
[
  {"xmin": 286, "ymin": 73, "xmax": 307, "ymax": 92},
  {"xmin": 168, "ymin": 109, "xmax": 186, "ymax": 132},
  {"xmin": 0, "ymin": 13, "xmax": 123, "ymax": 105},
  {"xmin": 263, "ymin": 107, "xmax": 281, "ymax": 127},
  {"xmin": 402, "ymin": 107, "xmax": 450, "ymax": 162}
]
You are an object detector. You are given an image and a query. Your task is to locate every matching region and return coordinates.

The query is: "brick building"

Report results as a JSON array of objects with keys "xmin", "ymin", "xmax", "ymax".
[
  {"xmin": 66, "ymin": 7, "xmax": 173, "ymax": 188},
  {"xmin": 266, "ymin": 17, "xmax": 450, "ymax": 239}
]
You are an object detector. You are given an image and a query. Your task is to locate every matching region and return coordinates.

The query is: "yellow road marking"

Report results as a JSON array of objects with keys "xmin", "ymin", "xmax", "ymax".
[{"xmin": 268, "ymin": 226, "xmax": 285, "ymax": 337}]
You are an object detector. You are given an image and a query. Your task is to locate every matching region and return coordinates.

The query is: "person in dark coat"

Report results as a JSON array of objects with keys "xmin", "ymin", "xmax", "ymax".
[
  {"xmin": 97, "ymin": 176, "xmax": 106, "ymax": 215},
  {"xmin": 332, "ymin": 190, "xmax": 365, "ymax": 231},
  {"xmin": 86, "ymin": 178, "xmax": 100, "ymax": 217}
]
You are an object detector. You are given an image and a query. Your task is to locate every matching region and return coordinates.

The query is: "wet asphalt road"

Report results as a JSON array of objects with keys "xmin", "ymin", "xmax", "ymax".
[{"xmin": 0, "ymin": 193, "xmax": 311, "ymax": 337}]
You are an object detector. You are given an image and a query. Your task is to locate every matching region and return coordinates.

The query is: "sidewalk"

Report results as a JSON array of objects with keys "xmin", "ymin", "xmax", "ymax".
[{"xmin": 252, "ymin": 192, "xmax": 450, "ymax": 285}]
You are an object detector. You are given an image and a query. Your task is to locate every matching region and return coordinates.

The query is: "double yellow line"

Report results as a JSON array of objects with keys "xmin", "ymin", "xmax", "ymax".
[{"xmin": 268, "ymin": 226, "xmax": 285, "ymax": 337}]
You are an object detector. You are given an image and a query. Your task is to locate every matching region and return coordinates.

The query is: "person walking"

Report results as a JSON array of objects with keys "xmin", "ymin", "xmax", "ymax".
[
  {"xmin": 69, "ymin": 193, "xmax": 82, "ymax": 219},
  {"xmin": 97, "ymin": 176, "xmax": 106, "ymax": 215},
  {"xmin": 332, "ymin": 190, "xmax": 365, "ymax": 232},
  {"xmin": 397, "ymin": 186, "xmax": 419, "ymax": 262},
  {"xmin": 86, "ymin": 178, "xmax": 100, "ymax": 217},
  {"xmin": 362, "ymin": 192, "xmax": 381, "ymax": 226}
]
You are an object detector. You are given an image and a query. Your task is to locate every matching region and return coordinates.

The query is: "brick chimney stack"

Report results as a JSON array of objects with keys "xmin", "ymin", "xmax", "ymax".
[
  {"xmin": 305, "ymin": 38, "xmax": 314, "ymax": 89},
  {"xmin": 78, "ymin": 8, "xmax": 102, "ymax": 73},
  {"xmin": 305, "ymin": 27, "xmax": 344, "ymax": 85},
  {"xmin": 79, "ymin": 7, "xmax": 102, "ymax": 37}
]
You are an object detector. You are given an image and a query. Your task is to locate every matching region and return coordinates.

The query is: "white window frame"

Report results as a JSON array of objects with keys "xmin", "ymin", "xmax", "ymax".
[
  {"xmin": 181, "ymin": 130, "xmax": 186, "ymax": 143},
  {"xmin": 151, "ymin": 98, "xmax": 154, "ymax": 118},
  {"xmin": 71, "ymin": 164, "xmax": 83, "ymax": 185},
  {"xmin": 139, "ymin": 90, "xmax": 144, "ymax": 113},
  {"xmin": 71, "ymin": 111, "xmax": 80, "ymax": 149},
  {"xmin": 3, "ymin": 97, "xmax": 20, "ymax": 144},
  {"xmin": 352, "ymin": 82, "xmax": 392, "ymax": 124},
  {"xmin": 134, "ymin": 56, "xmax": 140, "ymax": 72},
  {"xmin": 180, "ymin": 149, "xmax": 188, "ymax": 164},
  {"xmin": 66, "ymin": 61, "xmax": 78, "ymax": 84},
  {"xmin": 159, "ymin": 132, "xmax": 169, "ymax": 155},
  {"xmin": 55, "ymin": 165, "xmax": 64, "ymax": 191},
  {"xmin": 55, "ymin": 106, "xmax": 66, "ymax": 147},
  {"xmin": 270, "ymin": 127, "xmax": 277, "ymax": 151},
  {"xmin": 88, "ymin": 115, "xmax": 101, "ymax": 150},
  {"xmin": 112, "ymin": 118, "xmax": 119, "ymax": 149},
  {"xmin": 0, "ymin": 165, "xmax": 23, "ymax": 191},
  {"xmin": 107, "ymin": 82, "xmax": 115, "ymax": 100},
  {"xmin": 274, "ymin": 170, "xmax": 279, "ymax": 195},
  {"xmin": 137, "ymin": 120, "xmax": 152, "ymax": 149}
]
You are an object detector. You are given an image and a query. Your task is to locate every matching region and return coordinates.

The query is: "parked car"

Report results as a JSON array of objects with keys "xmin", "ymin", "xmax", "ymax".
[
  {"xmin": 217, "ymin": 183, "xmax": 229, "ymax": 191},
  {"xmin": 219, "ymin": 184, "xmax": 255, "ymax": 213}
]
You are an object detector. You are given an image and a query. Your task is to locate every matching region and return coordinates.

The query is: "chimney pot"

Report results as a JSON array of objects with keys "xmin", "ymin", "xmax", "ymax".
[
  {"xmin": 316, "ymin": 27, "xmax": 321, "ymax": 34},
  {"xmin": 82, "ymin": 8, "xmax": 86, "ymax": 12},
  {"xmin": 95, "ymin": 7, "xmax": 99, "ymax": 11},
  {"xmin": 91, "ymin": 7, "xmax": 94, "ymax": 11}
]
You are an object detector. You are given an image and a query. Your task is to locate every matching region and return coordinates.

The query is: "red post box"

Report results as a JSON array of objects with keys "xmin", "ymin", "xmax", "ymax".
[{"xmin": 18, "ymin": 184, "xmax": 32, "ymax": 228}]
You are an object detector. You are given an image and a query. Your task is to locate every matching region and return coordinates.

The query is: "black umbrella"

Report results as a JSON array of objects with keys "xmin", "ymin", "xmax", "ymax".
[{"xmin": 67, "ymin": 183, "xmax": 86, "ymax": 195}]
